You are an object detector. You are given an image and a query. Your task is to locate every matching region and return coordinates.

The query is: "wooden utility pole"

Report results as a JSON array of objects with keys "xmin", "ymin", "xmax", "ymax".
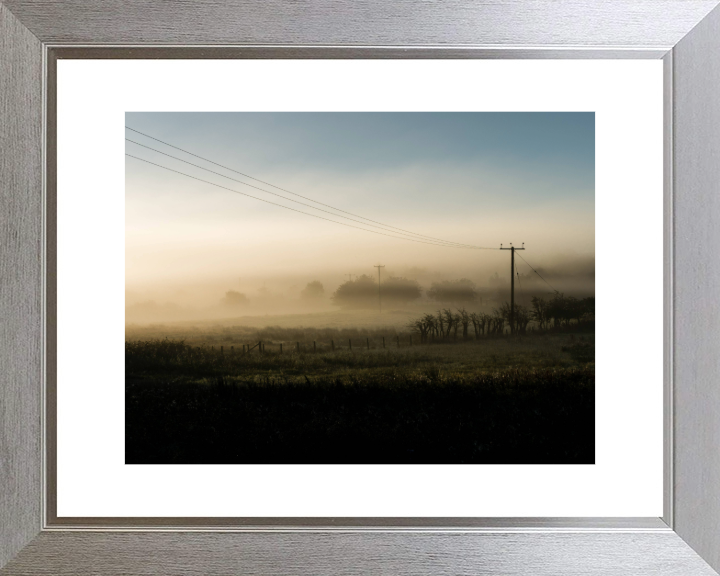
[
  {"xmin": 374, "ymin": 264, "xmax": 385, "ymax": 313},
  {"xmin": 499, "ymin": 243, "xmax": 525, "ymax": 335}
]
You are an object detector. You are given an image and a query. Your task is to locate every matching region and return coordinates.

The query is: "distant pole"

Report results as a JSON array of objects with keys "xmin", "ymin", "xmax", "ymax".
[
  {"xmin": 345, "ymin": 273, "xmax": 354, "ymax": 282},
  {"xmin": 331, "ymin": 339, "xmax": 335, "ymax": 351},
  {"xmin": 374, "ymin": 264, "xmax": 385, "ymax": 313},
  {"xmin": 500, "ymin": 243, "xmax": 525, "ymax": 335}
]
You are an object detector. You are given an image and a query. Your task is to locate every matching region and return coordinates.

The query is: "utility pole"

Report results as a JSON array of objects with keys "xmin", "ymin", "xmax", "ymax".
[
  {"xmin": 374, "ymin": 264, "xmax": 385, "ymax": 313},
  {"xmin": 499, "ymin": 243, "xmax": 525, "ymax": 335},
  {"xmin": 345, "ymin": 273, "xmax": 354, "ymax": 282}
]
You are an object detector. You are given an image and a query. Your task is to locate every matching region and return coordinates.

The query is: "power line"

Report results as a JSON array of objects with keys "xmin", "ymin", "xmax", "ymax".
[
  {"xmin": 125, "ymin": 138, "xmax": 481, "ymax": 249},
  {"xmin": 125, "ymin": 126, "xmax": 495, "ymax": 250},
  {"xmin": 515, "ymin": 251, "xmax": 559, "ymax": 294},
  {"xmin": 126, "ymin": 153, "xmax": 497, "ymax": 250}
]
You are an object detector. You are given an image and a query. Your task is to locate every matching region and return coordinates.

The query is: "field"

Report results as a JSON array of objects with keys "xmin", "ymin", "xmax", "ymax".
[{"xmin": 126, "ymin": 322, "xmax": 594, "ymax": 464}]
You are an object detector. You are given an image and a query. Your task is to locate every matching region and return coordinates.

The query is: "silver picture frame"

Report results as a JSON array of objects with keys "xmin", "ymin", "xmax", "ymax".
[{"xmin": 2, "ymin": 1, "xmax": 720, "ymax": 573}]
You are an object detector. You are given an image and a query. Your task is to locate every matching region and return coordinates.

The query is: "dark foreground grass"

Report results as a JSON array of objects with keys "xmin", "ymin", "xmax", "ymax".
[{"xmin": 126, "ymin": 366, "xmax": 594, "ymax": 464}]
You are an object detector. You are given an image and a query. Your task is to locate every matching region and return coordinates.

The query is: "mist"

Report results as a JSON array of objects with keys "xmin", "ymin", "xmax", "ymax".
[
  {"xmin": 125, "ymin": 112, "xmax": 594, "ymax": 327},
  {"xmin": 125, "ymin": 253, "xmax": 594, "ymax": 325}
]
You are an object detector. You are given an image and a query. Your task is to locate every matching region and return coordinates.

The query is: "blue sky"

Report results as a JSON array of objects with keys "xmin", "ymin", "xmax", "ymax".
[{"xmin": 126, "ymin": 111, "xmax": 593, "ymax": 203}]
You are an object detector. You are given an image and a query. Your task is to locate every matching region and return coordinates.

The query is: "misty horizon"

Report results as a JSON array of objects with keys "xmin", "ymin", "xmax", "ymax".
[
  {"xmin": 125, "ymin": 255, "xmax": 594, "ymax": 325},
  {"xmin": 126, "ymin": 112, "xmax": 594, "ymax": 325}
]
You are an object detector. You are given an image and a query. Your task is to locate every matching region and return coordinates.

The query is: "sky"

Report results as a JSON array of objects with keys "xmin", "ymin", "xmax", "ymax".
[{"xmin": 125, "ymin": 112, "xmax": 594, "ymax": 307}]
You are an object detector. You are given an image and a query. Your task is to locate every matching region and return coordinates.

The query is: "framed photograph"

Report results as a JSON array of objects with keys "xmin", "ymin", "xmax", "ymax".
[
  {"xmin": 2, "ymin": 1, "xmax": 720, "ymax": 574},
  {"xmin": 121, "ymin": 109, "xmax": 598, "ymax": 467}
]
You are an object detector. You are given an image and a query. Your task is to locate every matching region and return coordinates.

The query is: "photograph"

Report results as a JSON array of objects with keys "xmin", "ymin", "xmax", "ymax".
[{"xmin": 124, "ymin": 111, "xmax": 595, "ymax": 464}]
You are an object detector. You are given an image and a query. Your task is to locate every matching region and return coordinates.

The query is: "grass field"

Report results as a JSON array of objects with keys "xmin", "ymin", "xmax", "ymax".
[{"xmin": 126, "ymin": 327, "xmax": 594, "ymax": 464}]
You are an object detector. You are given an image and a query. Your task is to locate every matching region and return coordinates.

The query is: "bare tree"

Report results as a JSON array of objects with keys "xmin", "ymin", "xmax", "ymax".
[
  {"xmin": 496, "ymin": 303, "xmax": 512, "ymax": 331},
  {"xmin": 515, "ymin": 304, "xmax": 530, "ymax": 334},
  {"xmin": 442, "ymin": 309, "xmax": 455, "ymax": 338},
  {"xmin": 548, "ymin": 293, "xmax": 571, "ymax": 327},
  {"xmin": 451, "ymin": 313, "xmax": 462, "ymax": 340},
  {"xmin": 436, "ymin": 310, "xmax": 446, "ymax": 338},
  {"xmin": 581, "ymin": 297, "xmax": 595, "ymax": 323},
  {"xmin": 423, "ymin": 314, "xmax": 436, "ymax": 340},
  {"xmin": 408, "ymin": 318, "xmax": 430, "ymax": 343},
  {"xmin": 457, "ymin": 308, "xmax": 470, "ymax": 340},
  {"xmin": 566, "ymin": 296, "xmax": 584, "ymax": 325},
  {"xmin": 469, "ymin": 312, "xmax": 482, "ymax": 339},
  {"xmin": 530, "ymin": 296, "xmax": 550, "ymax": 330},
  {"xmin": 490, "ymin": 309, "xmax": 505, "ymax": 335}
]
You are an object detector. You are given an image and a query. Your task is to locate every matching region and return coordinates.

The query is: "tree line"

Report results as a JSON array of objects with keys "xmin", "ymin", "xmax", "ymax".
[
  {"xmin": 332, "ymin": 276, "xmax": 481, "ymax": 308},
  {"xmin": 219, "ymin": 275, "xmax": 594, "ymax": 316},
  {"xmin": 223, "ymin": 276, "xmax": 483, "ymax": 309},
  {"xmin": 408, "ymin": 294, "xmax": 595, "ymax": 342}
]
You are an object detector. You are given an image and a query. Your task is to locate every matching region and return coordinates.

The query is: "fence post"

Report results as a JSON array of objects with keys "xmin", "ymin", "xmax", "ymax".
[
  {"xmin": 331, "ymin": 340, "xmax": 335, "ymax": 351},
  {"xmin": 280, "ymin": 343, "xmax": 283, "ymax": 354},
  {"xmin": 230, "ymin": 346, "xmax": 234, "ymax": 354},
  {"xmin": 314, "ymin": 341, "xmax": 317, "ymax": 353},
  {"xmin": 259, "ymin": 341, "xmax": 262, "ymax": 354}
]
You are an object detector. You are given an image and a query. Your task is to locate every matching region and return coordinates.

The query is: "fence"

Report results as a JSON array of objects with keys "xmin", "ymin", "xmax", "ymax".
[
  {"xmin": 189, "ymin": 321, "xmax": 593, "ymax": 357},
  {"xmin": 197, "ymin": 336, "xmax": 415, "ymax": 355}
]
